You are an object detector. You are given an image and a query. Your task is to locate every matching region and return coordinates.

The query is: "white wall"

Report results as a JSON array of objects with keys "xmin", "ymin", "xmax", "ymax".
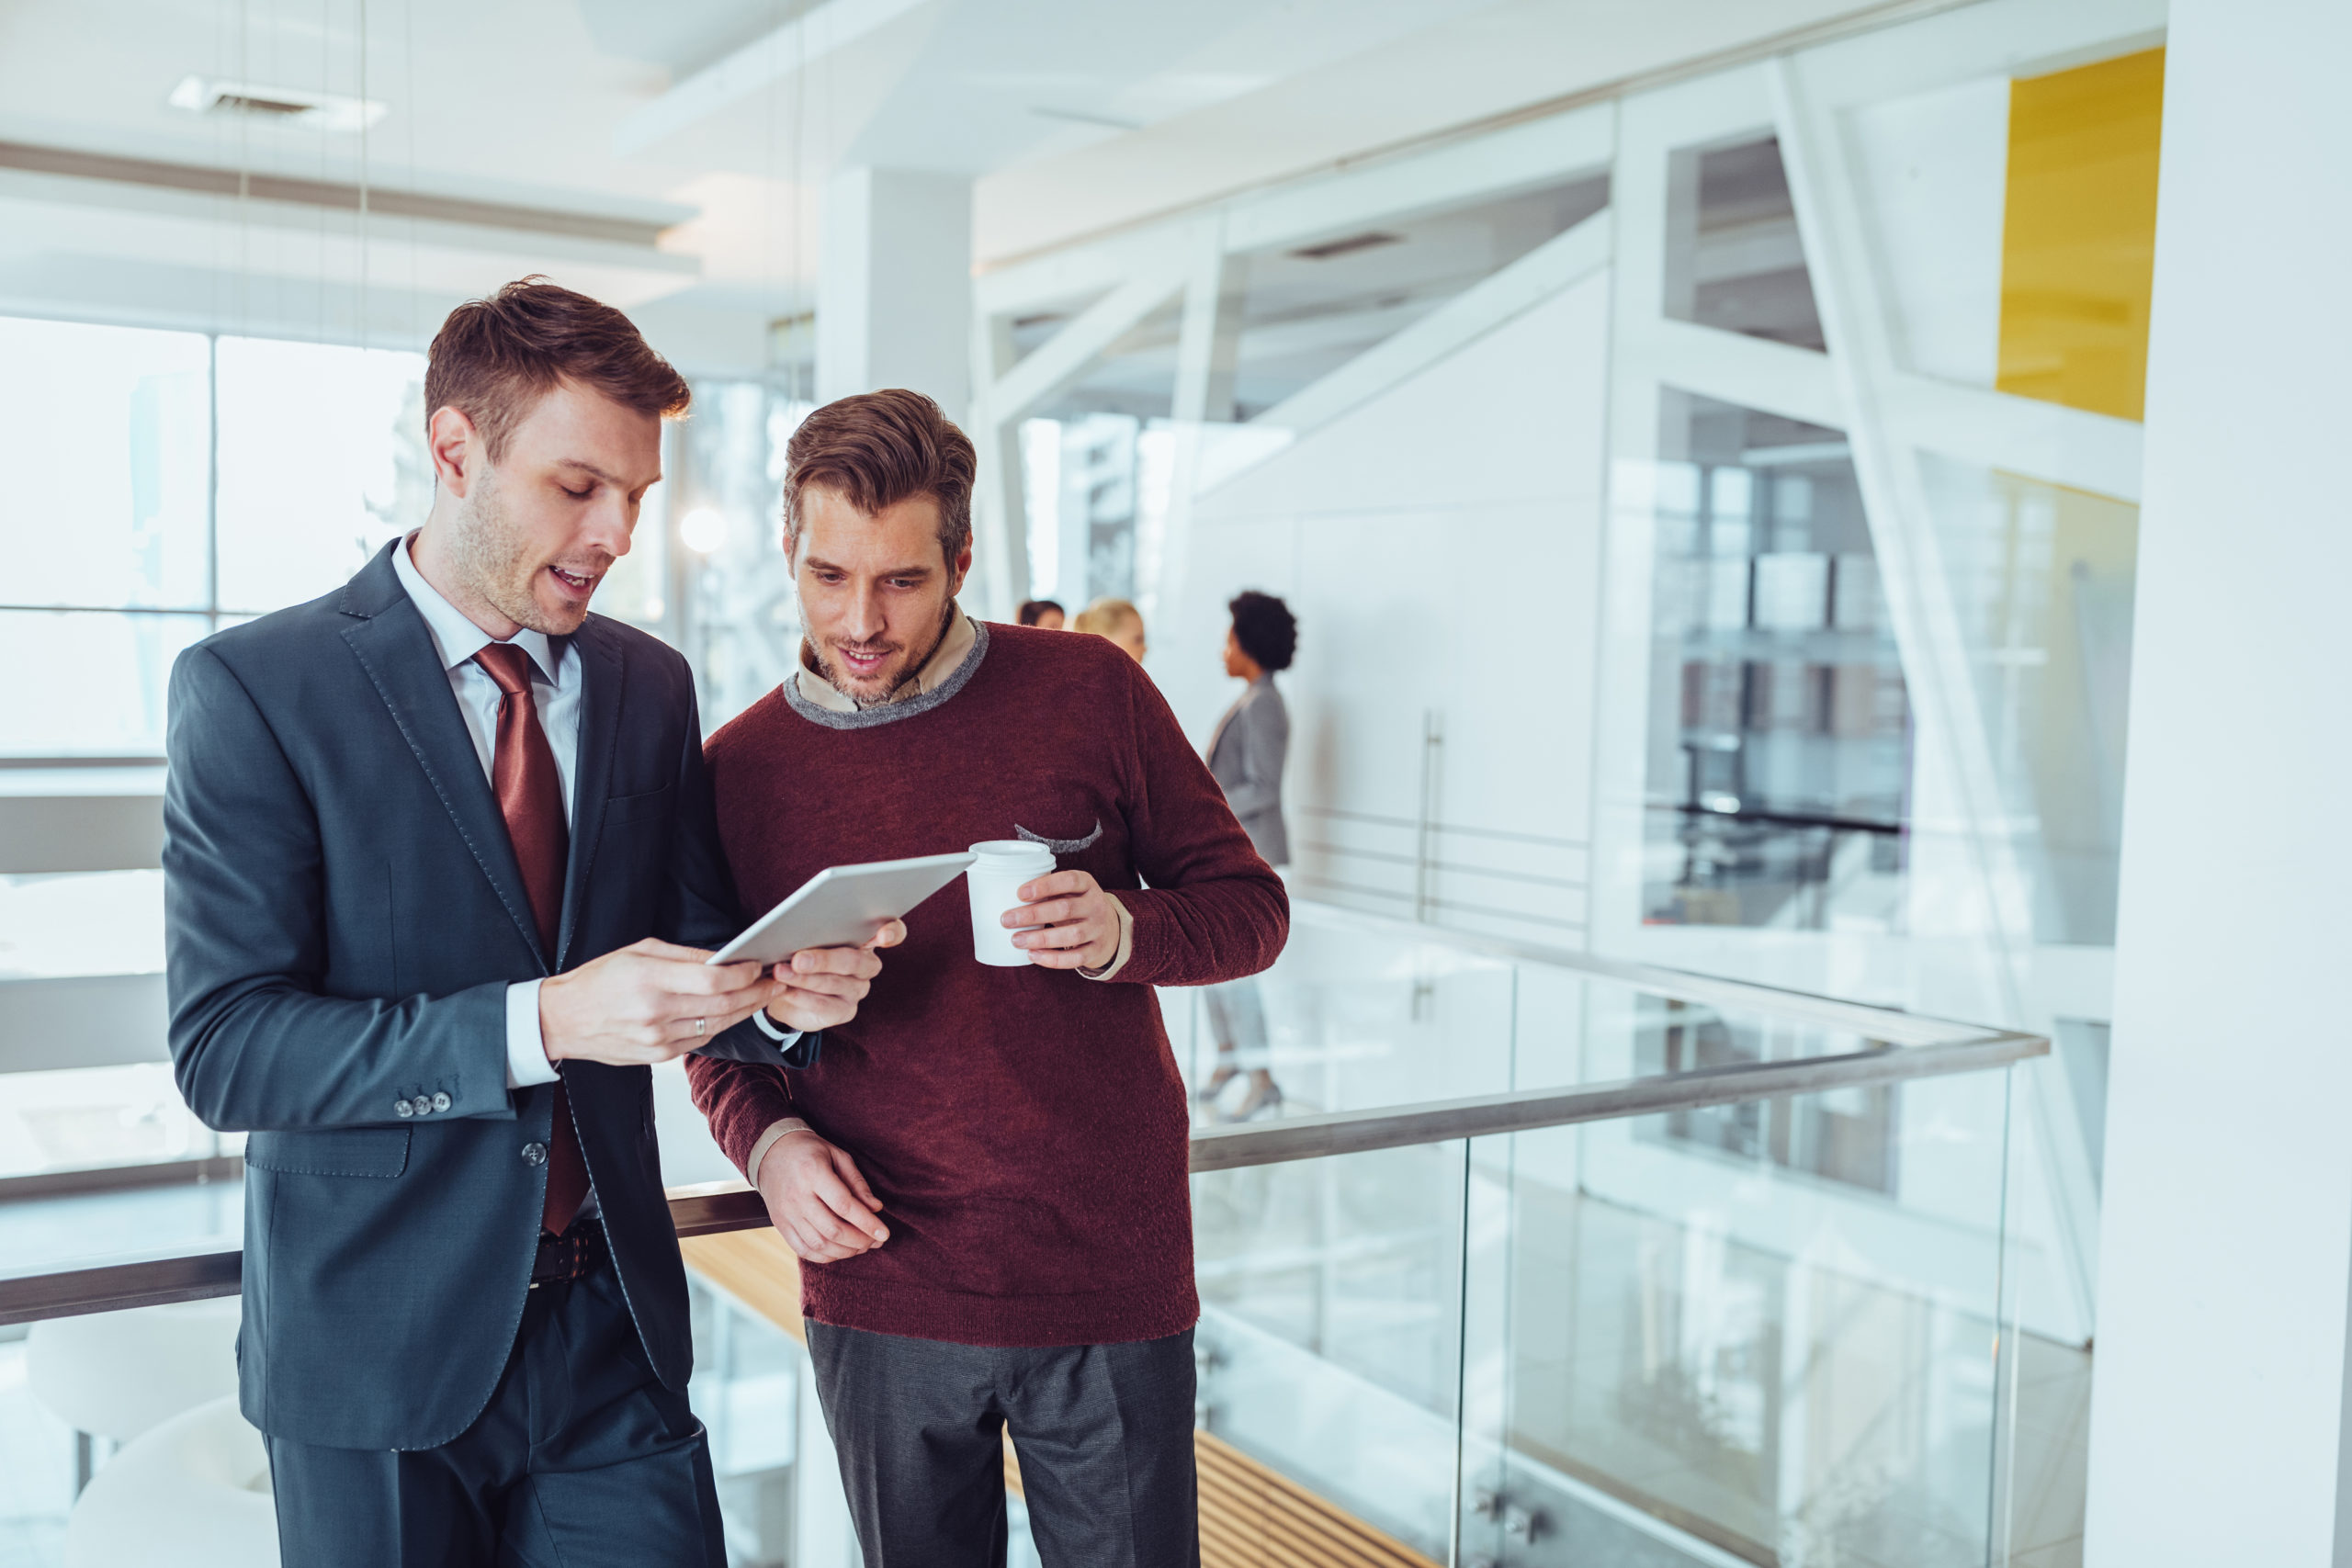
[
  {"xmin": 1152, "ymin": 273, "xmax": 1612, "ymax": 945},
  {"xmin": 2085, "ymin": 1, "xmax": 2352, "ymax": 1562}
]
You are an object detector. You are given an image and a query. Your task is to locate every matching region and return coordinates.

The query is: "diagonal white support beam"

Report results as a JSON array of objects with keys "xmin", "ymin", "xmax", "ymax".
[
  {"xmin": 1251, "ymin": 209, "xmax": 1615, "ymax": 442},
  {"xmin": 1883, "ymin": 374, "xmax": 2144, "ymax": 502},
  {"xmin": 613, "ymin": 0, "xmax": 934, "ymax": 156},
  {"xmin": 986, "ymin": 266, "xmax": 1183, "ymax": 424},
  {"xmin": 1639, "ymin": 316, "xmax": 1842, "ymax": 430},
  {"xmin": 1770, "ymin": 52, "xmax": 2104, "ymax": 1349}
]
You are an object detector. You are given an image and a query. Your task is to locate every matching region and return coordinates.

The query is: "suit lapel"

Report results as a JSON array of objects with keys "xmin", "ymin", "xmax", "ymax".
[
  {"xmin": 557, "ymin": 620, "xmax": 626, "ymax": 972},
  {"xmin": 338, "ymin": 547, "xmax": 551, "ymax": 972}
]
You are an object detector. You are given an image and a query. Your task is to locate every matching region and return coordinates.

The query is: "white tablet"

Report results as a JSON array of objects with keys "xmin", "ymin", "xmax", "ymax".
[{"xmin": 707, "ymin": 852, "xmax": 977, "ymax": 967}]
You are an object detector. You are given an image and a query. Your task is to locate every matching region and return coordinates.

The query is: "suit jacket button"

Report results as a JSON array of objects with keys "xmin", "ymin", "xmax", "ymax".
[
  {"xmin": 395, "ymin": 1100, "xmax": 414, "ymax": 1118},
  {"xmin": 522, "ymin": 1142, "xmax": 548, "ymax": 1166},
  {"xmin": 431, "ymin": 1092, "xmax": 452, "ymax": 1113}
]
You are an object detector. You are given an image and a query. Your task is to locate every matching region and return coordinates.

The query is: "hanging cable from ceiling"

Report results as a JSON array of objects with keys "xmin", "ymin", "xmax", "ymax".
[
  {"xmin": 237, "ymin": 0, "xmax": 252, "ymax": 341},
  {"xmin": 356, "ymin": 0, "xmax": 369, "ymax": 356},
  {"xmin": 764, "ymin": 0, "xmax": 782, "ymax": 357},
  {"xmin": 401, "ymin": 0, "xmax": 418, "ymax": 343},
  {"xmin": 316, "ymin": 0, "xmax": 328, "ymax": 343}
]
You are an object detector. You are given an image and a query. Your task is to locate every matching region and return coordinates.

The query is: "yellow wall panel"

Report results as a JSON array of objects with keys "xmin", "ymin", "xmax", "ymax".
[{"xmin": 1997, "ymin": 47, "xmax": 2165, "ymax": 422}]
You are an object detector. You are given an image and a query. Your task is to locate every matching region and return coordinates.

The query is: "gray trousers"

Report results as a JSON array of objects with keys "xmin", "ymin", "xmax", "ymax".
[{"xmin": 804, "ymin": 1321, "xmax": 1199, "ymax": 1568}]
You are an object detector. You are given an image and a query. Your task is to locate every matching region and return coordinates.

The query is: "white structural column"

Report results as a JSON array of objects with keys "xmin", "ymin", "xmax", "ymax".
[
  {"xmin": 816, "ymin": 167, "xmax": 972, "ymax": 412},
  {"xmin": 2086, "ymin": 2, "xmax": 2352, "ymax": 1563}
]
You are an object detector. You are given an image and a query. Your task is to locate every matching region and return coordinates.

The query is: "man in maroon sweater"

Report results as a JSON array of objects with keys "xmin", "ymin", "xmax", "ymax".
[{"xmin": 684, "ymin": 389, "xmax": 1286, "ymax": 1564}]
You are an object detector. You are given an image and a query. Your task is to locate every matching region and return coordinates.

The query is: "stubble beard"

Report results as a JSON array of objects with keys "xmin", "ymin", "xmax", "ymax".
[
  {"xmin": 808, "ymin": 596, "xmax": 956, "ymax": 704},
  {"xmin": 447, "ymin": 467, "xmax": 579, "ymax": 637}
]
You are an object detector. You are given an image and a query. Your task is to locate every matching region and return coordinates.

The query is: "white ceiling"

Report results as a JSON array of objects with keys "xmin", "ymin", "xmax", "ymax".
[{"xmin": 0, "ymin": 0, "xmax": 1900, "ymax": 374}]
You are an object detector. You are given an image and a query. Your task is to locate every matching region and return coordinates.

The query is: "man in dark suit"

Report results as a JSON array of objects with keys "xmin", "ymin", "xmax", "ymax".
[{"xmin": 163, "ymin": 278, "xmax": 887, "ymax": 1566}]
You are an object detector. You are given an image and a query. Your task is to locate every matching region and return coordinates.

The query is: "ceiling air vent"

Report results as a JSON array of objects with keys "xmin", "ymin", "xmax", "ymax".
[
  {"xmin": 167, "ymin": 76, "xmax": 387, "ymax": 134},
  {"xmin": 1289, "ymin": 231, "xmax": 1403, "ymax": 262}
]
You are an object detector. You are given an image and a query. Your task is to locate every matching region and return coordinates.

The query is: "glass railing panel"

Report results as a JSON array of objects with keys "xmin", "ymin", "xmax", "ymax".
[
  {"xmin": 1192, "ymin": 1139, "xmax": 1471, "ymax": 1562},
  {"xmin": 1461, "ymin": 1066, "xmax": 2019, "ymax": 1568},
  {"xmin": 0, "ymin": 1278, "xmax": 844, "ymax": 1568},
  {"xmin": 684, "ymin": 1275, "xmax": 804, "ymax": 1568},
  {"xmin": 1181, "ymin": 900, "xmax": 1956, "ymax": 1131},
  {"xmin": 1178, "ymin": 905, "xmax": 1521, "ymax": 1120}
]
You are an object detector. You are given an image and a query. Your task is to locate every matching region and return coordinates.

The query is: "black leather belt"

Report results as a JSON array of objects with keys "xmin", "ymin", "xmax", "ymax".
[{"xmin": 530, "ymin": 1219, "xmax": 607, "ymax": 1288}]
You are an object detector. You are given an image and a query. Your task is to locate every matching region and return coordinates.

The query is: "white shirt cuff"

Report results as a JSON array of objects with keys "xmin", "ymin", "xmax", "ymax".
[
  {"xmin": 751, "ymin": 1010, "xmax": 805, "ymax": 1049},
  {"xmin": 505, "ymin": 980, "xmax": 560, "ymax": 1089},
  {"xmin": 746, "ymin": 1118, "xmax": 814, "ymax": 1186},
  {"xmin": 1079, "ymin": 896, "xmax": 1136, "ymax": 981}
]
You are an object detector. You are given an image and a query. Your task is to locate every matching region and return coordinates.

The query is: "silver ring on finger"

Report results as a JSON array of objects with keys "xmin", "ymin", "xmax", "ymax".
[{"xmin": 695, "ymin": 1016, "xmax": 707, "ymax": 1037}]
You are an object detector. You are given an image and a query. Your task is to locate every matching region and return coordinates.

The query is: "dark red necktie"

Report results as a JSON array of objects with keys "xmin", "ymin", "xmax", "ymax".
[{"xmin": 475, "ymin": 643, "xmax": 588, "ymax": 1237}]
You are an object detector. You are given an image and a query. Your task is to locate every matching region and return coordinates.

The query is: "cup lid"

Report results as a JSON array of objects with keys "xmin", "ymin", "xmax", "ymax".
[{"xmin": 968, "ymin": 839, "xmax": 1054, "ymax": 861}]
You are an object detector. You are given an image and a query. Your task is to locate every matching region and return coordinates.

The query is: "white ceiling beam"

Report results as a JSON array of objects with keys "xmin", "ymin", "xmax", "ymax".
[
  {"xmin": 976, "ymin": 226, "xmax": 1181, "ymax": 320},
  {"xmin": 0, "ymin": 168, "xmax": 700, "ymax": 310},
  {"xmin": 1249, "ymin": 208, "xmax": 1612, "ymax": 442},
  {"xmin": 978, "ymin": 101, "xmax": 1613, "ymax": 319},
  {"xmin": 986, "ymin": 265, "xmax": 1184, "ymax": 424},
  {"xmin": 613, "ymin": 0, "xmax": 935, "ymax": 157},
  {"xmin": 1220, "ymin": 104, "xmax": 1614, "ymax": 257}
]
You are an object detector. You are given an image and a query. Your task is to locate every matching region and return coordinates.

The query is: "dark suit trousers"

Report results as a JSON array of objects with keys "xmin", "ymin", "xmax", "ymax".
[
  {"xmin": 805, "ymin": 1320, "xmax": 1200, "ymax": 1568},
  {"xmin": 266, "ymin": 1260, "xmax": 724, "ymax": 1568}
]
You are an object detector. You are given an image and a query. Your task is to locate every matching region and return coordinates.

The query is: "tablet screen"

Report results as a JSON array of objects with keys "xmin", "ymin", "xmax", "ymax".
[{"xmin": 708, "ymin": 852, "xmax": 977, "ymax": 967}]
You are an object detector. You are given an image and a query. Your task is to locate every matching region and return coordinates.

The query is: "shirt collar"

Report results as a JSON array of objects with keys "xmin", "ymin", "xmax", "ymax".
[
  {"xmin": 795, "ymin": 606, "xmax": 978, "ymax": 715},
  {"xmin": 393, "ymin": 531, "xmax": 563, "ymax": 685}
]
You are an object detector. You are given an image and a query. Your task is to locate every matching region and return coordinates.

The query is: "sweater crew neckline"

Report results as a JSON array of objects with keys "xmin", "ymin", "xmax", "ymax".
[{"xmin": 783, "ymin": 616, "xmax": 990, "ymax": 730}]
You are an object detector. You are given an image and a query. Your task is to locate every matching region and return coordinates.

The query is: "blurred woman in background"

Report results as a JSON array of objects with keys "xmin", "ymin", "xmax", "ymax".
[
  {"xmin": 1197, "ymin": 590, "xmax": 1295, "ymax": 1122},
  {"xmin": 1016, "ymin": 598, "xmax": 1065, "ymax": 629},
  {"xmin": 1072, "ymin": 597, "xmax": 1148, "ymax": 663}
]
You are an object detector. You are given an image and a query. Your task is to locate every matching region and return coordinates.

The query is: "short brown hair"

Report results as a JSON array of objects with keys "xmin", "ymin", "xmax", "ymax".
[
  {"xmin": 425, "ymin": 276, "xmax": 691, "ymax": 462},
  {"xmin": 783, "ymin": 389, "xmax": 976, "ymax": 568}
]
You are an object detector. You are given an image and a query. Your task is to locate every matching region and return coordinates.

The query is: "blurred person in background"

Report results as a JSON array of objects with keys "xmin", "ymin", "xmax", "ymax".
[
  {"xmin": 1073, "ymin": 595, "xmax": 1147, "ymax": 663},
  {"xmin": 1016, "ymin": 598, "xmax": 1065, "ymax": 629},
  {"xmin": 1195, "ymin": 591, "xmax": 1296, "ymax": 1123}
]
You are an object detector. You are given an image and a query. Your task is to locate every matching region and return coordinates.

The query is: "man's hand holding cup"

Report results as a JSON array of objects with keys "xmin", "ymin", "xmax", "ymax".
[{"xmin": 1003, "ymin": 871, "xmax": 1120, "ymax": 970}]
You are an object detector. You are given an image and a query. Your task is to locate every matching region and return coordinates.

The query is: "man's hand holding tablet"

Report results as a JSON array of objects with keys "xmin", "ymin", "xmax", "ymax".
[
  {"xmin": 762, "ymin": 919, "xmax": 908, "ymax": 1032},
  {"xmin": 537, "ymin": 923, "xmax": 905, "ymax": 1067}
]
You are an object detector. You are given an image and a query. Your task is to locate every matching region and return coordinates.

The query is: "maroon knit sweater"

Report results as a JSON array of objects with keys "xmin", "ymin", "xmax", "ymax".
[{"xmin": 684, "ymin": 621, "xmax": 1289, "ymax": 1347}]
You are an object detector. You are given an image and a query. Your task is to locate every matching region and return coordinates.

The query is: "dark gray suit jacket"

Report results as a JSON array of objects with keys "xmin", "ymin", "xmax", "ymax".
[
  {"xmin": 164, "ymin": 541, "xmax": 795, "ymax": 1451},
  {"xmin": 1206, "ymin": 676, "xmax": 1289, "ymax": 867}
]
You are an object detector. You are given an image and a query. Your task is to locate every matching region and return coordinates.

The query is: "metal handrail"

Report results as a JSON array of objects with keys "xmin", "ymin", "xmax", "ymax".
[
  {"xmin": 1188, "ymin": 1032, "xmax": 2042, "ymax": 1172},
  {"xmin": 0, "ymin": 908, "xmax": 2044, "ymax": 1325}
]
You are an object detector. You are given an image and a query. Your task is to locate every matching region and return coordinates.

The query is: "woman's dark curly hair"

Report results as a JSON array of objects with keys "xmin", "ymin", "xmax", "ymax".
[{"xmin": 1227, "ymin": 590, "xmax": 1297, "ymax": 672}]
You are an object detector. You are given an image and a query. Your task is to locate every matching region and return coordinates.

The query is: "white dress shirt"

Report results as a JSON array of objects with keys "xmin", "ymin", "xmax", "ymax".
[{"xmin": 390, "ymin": 536, "xmax": 574, "ymax": 1093}]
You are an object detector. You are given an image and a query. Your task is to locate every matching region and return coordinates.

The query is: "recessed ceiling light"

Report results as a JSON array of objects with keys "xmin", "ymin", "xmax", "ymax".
[{"xmin": 167, "ymin": 75, "xmax": 388, "ymax": 134}]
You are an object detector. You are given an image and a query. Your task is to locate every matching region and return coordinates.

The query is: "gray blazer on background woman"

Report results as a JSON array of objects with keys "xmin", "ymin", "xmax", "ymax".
[
  {"xmin": 1199, "ymin": 591, "xmax": 1296, "ymax": 1122},
  {"xmin": 1207, "ymin": 675, "xmax": 1289, "ymax": 867}
]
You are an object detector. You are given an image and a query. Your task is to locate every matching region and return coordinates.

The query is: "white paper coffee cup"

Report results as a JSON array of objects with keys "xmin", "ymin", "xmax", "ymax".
[{"xmin": 967, "ymin": 840, "xmax": 1057, "ymax": 966}]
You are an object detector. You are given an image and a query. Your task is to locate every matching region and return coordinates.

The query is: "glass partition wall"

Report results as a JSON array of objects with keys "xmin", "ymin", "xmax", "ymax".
[{"xmin": 975, "ymin": 0, "xmax": 2159, "ymax": 1364}]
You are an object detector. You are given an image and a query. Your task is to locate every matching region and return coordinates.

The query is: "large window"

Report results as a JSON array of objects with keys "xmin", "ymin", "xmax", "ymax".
[
  {"xmin": 0, "ymin": 311, "xmax": 824, "ymax": 759},
  {"xmin": 0, "ymin": 316, "xmax": 426, "ymax": 758}
]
